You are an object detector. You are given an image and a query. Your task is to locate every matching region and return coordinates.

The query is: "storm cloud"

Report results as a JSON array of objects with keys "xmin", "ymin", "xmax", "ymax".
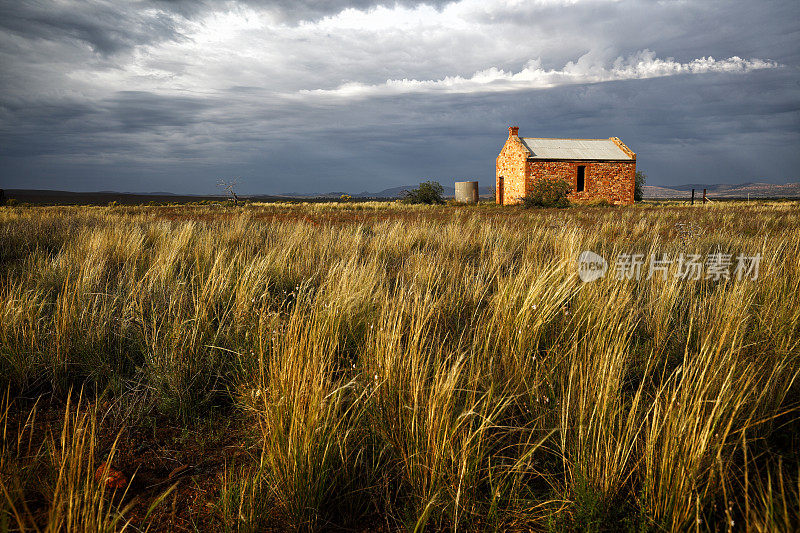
[{"xmin": 1, "ymin": 0, "xmax": 798, "ymax": 194}]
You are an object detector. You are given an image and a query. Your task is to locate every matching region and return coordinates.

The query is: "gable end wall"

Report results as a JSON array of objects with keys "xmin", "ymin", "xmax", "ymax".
[{"xmin": 495, "ymin": 135, "xmax": 530, "ymax": 204}]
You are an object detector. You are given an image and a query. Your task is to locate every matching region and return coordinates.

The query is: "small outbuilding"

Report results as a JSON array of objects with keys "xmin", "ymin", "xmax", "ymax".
[{"xmin": 496, "ymin": 126, "xmax": 636, "ymax": 205}]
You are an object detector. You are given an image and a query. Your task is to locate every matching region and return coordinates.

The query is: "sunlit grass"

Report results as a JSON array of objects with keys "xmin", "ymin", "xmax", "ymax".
[{"xmin": 1, "ymin": 200, "xmax": 799, "ymax": 530}]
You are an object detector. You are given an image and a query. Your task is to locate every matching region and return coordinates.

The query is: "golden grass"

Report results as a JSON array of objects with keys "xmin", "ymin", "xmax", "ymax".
[{"xmin": 1, "ymin": 200, "xmax": 799, "ymax": 531}]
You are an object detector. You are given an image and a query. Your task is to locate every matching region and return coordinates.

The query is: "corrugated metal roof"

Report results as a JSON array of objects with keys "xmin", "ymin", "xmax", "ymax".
[{"xmin": 520, "ymin": 138, "xmax": 632, "ymax": 161}]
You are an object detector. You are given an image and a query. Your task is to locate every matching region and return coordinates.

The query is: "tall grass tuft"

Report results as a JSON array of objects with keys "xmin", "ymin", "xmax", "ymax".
[{"xmin": 1, "ymin": 390, "xmax": 135, "ymax": 531}]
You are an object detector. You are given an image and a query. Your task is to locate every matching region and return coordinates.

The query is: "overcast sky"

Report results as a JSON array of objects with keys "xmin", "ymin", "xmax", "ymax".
[{"xmin": 1, "ymin": 0, "xmax": 798, "ymax": 194}]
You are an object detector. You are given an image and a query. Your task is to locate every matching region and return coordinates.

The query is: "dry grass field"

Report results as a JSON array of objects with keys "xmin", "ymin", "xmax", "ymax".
[{"xmin": 1, "ymin": 200, "xmax": 799, "ymax": 531}]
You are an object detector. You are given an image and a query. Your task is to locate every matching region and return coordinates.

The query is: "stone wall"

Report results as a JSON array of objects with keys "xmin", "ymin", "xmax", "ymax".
[{"xmin": 525, "ymin": 159, "xmax": 636, "ymax": 205}]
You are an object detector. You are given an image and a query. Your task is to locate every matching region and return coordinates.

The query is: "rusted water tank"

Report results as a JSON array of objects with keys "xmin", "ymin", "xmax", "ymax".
[{"xmin": 454, "ymin": 181, "xmax": 479, "ymax": 204}]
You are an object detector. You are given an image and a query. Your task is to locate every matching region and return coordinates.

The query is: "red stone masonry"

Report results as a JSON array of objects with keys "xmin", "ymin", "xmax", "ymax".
[{"xmin": 496, "ymin": 127, "xmax": 636, "ymax": 205}]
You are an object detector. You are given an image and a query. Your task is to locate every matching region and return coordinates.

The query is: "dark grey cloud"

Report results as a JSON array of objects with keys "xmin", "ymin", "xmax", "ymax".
[
  {"xmin": 5, "ymin": 69, "xmax": 796, "ymax": 193},
  {"xmin": 0, "ymin": 1, "xmax": 183, "ymax": 55},
  {"xmin": 108, "ymin": 91, "xmax": 214, "ymax": 132},
  {"xmin": 0, "ymin": 0, "xmax": 798, "ymax": 194}
]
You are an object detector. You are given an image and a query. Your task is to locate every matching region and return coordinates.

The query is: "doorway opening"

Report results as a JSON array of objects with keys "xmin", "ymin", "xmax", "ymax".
[{"xmin": 497, "ymin": 177, "xmax": 504, "ymax": 204}]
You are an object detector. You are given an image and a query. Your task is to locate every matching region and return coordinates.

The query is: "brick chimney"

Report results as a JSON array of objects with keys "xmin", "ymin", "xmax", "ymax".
[{"xmin": 508, "ymin": 126, "xmax": 519, "ymax": 137}]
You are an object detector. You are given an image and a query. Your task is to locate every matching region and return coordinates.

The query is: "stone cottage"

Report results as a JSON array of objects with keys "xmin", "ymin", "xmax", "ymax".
[{"xmin": 496, "ymin": 126, "xmax": 636, "ymax": 205}]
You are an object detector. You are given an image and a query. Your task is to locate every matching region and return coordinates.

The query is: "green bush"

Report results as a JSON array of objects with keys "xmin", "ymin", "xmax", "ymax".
[
  {"xmin": 404, "ymin": 181, "xmax": 445, "ymax": 205},
  {"xmin": 521, "ymin": 177, "xmax": 571, "ymax": 208}
]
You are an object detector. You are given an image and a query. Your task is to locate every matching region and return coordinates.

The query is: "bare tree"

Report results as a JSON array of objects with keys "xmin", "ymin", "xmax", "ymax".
[{"xmin": 217, "ymin": 178, "xmax": 240, "ymax": 205}]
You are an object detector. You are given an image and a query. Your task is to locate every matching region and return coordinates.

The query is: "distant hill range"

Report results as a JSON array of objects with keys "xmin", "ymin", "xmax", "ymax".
[
  {"xmin": 4, "ymin": 182, "xmax": 798, "ymax": 205},
  {"xmin": 278, "ymin": 184, "xmax": 495, "ymax": 199},
  {"xmin": 644, "ymin": 182, "xmax": 800, "ymax": 199},
  {"xmin": 3, "ymin": 189, "xmax": 228, "ymax": 205},
  {"xmin": 289, "ymin": 182, "xmax": 800, "ymax": 200},
  {"xmin": 4, "ymin": 185, "xmax": 495, "ymax": 205}
]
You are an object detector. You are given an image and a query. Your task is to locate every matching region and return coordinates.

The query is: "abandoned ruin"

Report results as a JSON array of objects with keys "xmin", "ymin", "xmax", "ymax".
[{"xmin": 496, "ymin": 126, "xmax": 636, "ymax": 205}]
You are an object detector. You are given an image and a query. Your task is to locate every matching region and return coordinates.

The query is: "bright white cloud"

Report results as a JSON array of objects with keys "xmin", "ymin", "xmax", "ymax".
[{"xmin": 299, "ymin": 51, "xmax": 780, "ymax": 97}]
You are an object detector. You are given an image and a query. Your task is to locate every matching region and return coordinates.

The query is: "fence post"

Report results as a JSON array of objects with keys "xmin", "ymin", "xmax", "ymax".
[
  {"xmin": 691, "ymin": 189, "xmax": 694, "ymax": 205},
  {"xmin": 703, "ymin": 189, "xmax": 707, "ymax": 204}
]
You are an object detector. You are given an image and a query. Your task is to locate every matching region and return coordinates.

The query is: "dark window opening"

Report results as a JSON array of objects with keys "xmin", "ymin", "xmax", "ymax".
[{"xmin": 577, "ymin": 166, "xmax": 585, "ymax": 192}]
